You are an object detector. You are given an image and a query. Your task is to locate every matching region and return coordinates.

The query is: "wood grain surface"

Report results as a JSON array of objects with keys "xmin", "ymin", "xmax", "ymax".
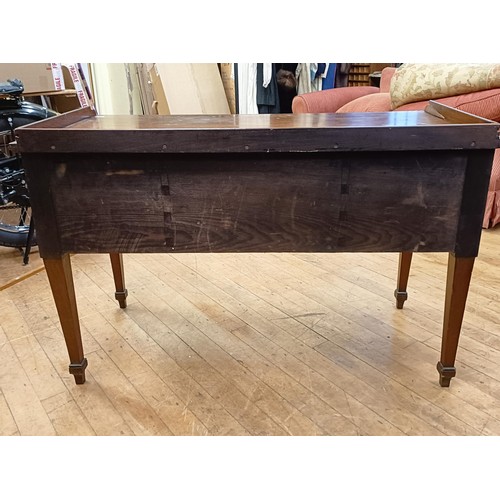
[
  {"xmin": 24, "ymin": 151, "xmax": 468, "ymax": 258},
  {"xmin": 16, "ymin": 105, "xmax": 500, "ymax": 154}
]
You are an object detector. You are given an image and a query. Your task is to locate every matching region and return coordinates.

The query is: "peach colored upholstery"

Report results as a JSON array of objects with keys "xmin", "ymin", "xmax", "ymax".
[
  {"xmin": 486, "ymin": 151, "xmax": 500, "ymax": 227},
  {"xmin": 292, "ymin": 67, "xmax": 500, "ymax": 228},
  {"xmin": 337, "ymin": 93, "xmax": 392, "ymax": 112},
  {"xmin": 397, "ymin": 88, "xmax": 500, "ymax": 121},
  {"xmin": 379, "ymin": 67, "xmax": 396, "ymax": 93},
  {"xmin": 292, "ymin": 86, "xmax": 379, "ymax": 113},
  {"xmin": 337, "ymin": 87, "xmax": 500, "ymax": 118}
]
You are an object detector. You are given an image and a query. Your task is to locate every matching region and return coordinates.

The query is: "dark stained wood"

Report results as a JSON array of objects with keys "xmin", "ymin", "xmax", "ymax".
[
  {"xmin": 15, "ymin": 106, "xmax": 500, "ymax": 387},
  {"xmin": 22, "ymin": 156, "xmax": 63, "ymax": 258},
  {"xmin": 16, "ymin": 103, "xmax": 500, "ymax": 154},
  {"xmin": 22, "ymin": 151, "xmax": 466, "ymax": 258},
  {"xmin": 332, "ymin": 151, "xmax": 464, "ymax": 252},
  {"xmin": 30, "ymin": 105, "xmax": 97, "ymax": 129},
  {"xmin": 454, "ymin": 150, "xmax": 497, "ymax": 257}
]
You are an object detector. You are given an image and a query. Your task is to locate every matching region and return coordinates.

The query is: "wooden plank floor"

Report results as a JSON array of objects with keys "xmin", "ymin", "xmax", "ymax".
[
  {"xmin": 0, "ymin": 245, "xmax": 43, "ymax": 292},
  {"xmin": 1, "ymin": 226, "xmax": 499, "ymax": 436}
]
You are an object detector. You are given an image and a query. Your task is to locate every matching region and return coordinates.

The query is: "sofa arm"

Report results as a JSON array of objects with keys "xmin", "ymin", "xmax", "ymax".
[
  {"xmin": 379, "ymin": 67, "xmax": 396, "ymax": 93},
  {"xmin": 292, "ymin": 86, "xmax": 380, "ymax": 113}
]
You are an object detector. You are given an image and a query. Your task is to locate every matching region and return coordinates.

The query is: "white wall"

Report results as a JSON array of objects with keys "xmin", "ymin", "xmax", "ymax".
[{"xmin": 90, "ymin": 63, "xmax": 143, "ymax": 115}]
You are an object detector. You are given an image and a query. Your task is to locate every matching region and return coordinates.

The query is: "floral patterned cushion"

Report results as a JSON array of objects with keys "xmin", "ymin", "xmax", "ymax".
[{"xmin": 390, "ymin": 63, "xmax": 500, "ymax": 109}]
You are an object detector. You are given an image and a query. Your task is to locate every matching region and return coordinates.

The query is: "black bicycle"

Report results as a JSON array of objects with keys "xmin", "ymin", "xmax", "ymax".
[{"xmin": 0, "ymin": 79, "xmax": 57, "ymax": 264}]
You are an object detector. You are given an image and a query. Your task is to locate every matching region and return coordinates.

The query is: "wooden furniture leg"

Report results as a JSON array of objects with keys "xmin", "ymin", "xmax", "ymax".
[
  {"xmin": 394, "ymin": 251, "xmax": 413, "ymax": 309},
  {"xmin": 437, "ymin": 253, "xmax": 475, "ymax": 387},
  {"xmin": 109, "ymin": 253, "xmax": 128, "ymax": 309},
  {"xmin": 44, "ymin": 254, "xmax": 87, "ymax": 384}
]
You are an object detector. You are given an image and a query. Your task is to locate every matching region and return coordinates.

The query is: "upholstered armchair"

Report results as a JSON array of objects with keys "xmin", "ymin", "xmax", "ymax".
[{"xmin": 292, "ymin": 64, "xmax": 500, "ymax": 228}]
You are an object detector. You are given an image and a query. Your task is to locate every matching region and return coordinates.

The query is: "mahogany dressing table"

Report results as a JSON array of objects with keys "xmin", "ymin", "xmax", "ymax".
[{"xmin": 16, "ymin": 103, "xmax": 500, "ymax": 387}]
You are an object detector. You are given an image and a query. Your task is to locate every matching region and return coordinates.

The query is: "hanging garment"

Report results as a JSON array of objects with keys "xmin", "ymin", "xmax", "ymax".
[
  {"xmin": 262, "ymin": 63, "xmax": 272, "ymax": 88},
  {"xmin": 316, "ymin": 63, "xmax": 326, "ymax": 78},
  {"xmin": 322, "ymin": 63, "xmax": 337, "ymax": 89},
  {"xmin": 296, "ymin": 63, "xmax": 312, "ymax": 94},
  {"xmin": 335, "ymin": 63, "xmax": 352, "ymax": 88},
  {"xmin": 237, "ymin": 63, "xmax": 259, "ymax": 114},
  {"xmin": 310, "ymin": 63, "xmax": 322, "ymax": 92},
  {"xmin": 296, "ymin": 63, "xmax": 326, "ymax": 94},
  {"xmin": 256, "ymin": 63, "xmax": 280, "ymax": 114}
]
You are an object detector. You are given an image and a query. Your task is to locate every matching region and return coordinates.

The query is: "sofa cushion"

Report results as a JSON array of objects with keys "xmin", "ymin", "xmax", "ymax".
[
  {"xmin": 291, "ymin": 86, "xmax": 379, "ymax": 113},
  {"xmin": 390, "ymin": 63, "xmax": 500, "ymax": 109},
  {"xmin": 396, "ymin": 87, "xmax": 500, "ymax": 121},
  {"xmin": 337, "ymin": 92, "xmax": 392, "ymax": 113},
  {"xmin": 379, "ymin": 67, "xmax": 396, "ymax": 93},
  {"xmin": 484, "ymin": 151, "xmax": 500, "ymax": 227}
]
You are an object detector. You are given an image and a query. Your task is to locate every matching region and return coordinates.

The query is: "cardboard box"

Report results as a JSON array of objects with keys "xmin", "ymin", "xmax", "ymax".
[
  {"xmin": 47, "ymin": 92, "xmax": 80, "ymax": 113},
  {"xmin": 0, "ymin": 63, "xmax": 65, "ymax": 93}
]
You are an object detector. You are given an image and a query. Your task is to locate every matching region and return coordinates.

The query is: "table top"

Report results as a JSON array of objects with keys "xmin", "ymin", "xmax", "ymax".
[{"xmin": 16, "ymin": 101, "xmax": 500, "ymax": 155}]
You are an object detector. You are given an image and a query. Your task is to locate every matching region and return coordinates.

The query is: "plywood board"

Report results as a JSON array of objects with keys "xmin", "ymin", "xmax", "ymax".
[{"xmin": 154, "ymin": 63, "xmax": 230, "ymax": 114}]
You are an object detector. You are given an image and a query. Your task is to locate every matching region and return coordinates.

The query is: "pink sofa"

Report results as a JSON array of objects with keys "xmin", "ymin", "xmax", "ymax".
[{"xmin": 292, "ymin": 67, "xmax": 500, "ymax": 228}]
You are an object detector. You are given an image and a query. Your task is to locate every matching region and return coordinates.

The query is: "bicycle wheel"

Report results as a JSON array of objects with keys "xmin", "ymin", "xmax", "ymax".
[
  {"xmin": 0, "ymin": 98, "xmax": 53, "ymax": 259},
  {"xmin": 0, "ymin": 202, "xmax": 36, "ymax": 248}
]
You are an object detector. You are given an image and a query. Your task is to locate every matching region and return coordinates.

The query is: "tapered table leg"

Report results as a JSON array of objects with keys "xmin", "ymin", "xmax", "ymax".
[
  {"xmin": 394, "ymin": 251, "xmax": 412, "ymax": 309},
  {"xmin": 437, "ymin": 253, "xmax": 475, "ymax": 387},
  {"xmin": 109, "ymin": 253, "xmax": 128, "ymax": 309},
  {"xmin": 44, "ymin": 254, "xmax": 87, "ymax": 384}
]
